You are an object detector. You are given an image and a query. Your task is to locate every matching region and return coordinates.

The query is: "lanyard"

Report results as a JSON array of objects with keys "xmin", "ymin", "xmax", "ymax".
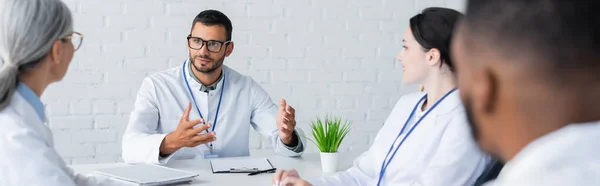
[
  {"xmin": 181, "ymin": 60, "xmax": 225, "ymax": 149},
  {"xmin": 376, "ymin": 89, "xmax": 457, "ymax": 186}
]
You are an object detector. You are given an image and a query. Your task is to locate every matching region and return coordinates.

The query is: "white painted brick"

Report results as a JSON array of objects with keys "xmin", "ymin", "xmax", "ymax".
[
  {"xmin": 245, "ymin": 70, "xmax": 270, "ymax": 84},
  {"xmin": 72, "ymin": 14, "xmax": 104, "ymax": 29},
  {"xmin": 331, "ymin": 83, "xmax": 364, "ymax": 96},
  {"xmin": 287, "ymin": 58, "xmax": 326, "ymax": 71},
  {"xmin": 273, "ymin": 0, "xmax": 311, "ymax": 8},
  {"xmin": 361, "ymin": 32, "xmax": 395, "ymax": 46},
  {"xmin": 55, "ymin": 143, "xmax": 95, "ymax": 158},
  {"xmin": 359, "ymin": 8, "xmax": 394, "ymax": 20},
  {"xmin": 62, "ymin": 70, "xmax": 103, "ymax": 85},
  {"xmin": 247, "ymin": 4, "xmax": 284, "ymax": 18},
  {"xmin": 166, "ymin": 1, "xmax": 219, "ymax": 16},
  {"xmin": 123, "ymin": 57, "xmax": 170, "ymax": 72},
  {"xmin": 287, "ymin": 32, "xmax": 324, "ymax": 46},
  {"xmin": 219, "ymin": 3, "xmax": 248, "ymax": 18},
  {"xmin": 69, "ymin": 101, "xmax": 93, "ymax": 115},
  {"xmin": 52, "ymin": 130, "xmax": 72, "ymax": 145},
  {"xmin": 378, "ymin": 69, "xmax": 403, "ymax": 83},
  {"xmin": 273, "ymin": 19, "xmax": 311, "ymax": 33},
  {"xmin": 373, "ymin": 96, "xmax": 391, "ymax": 110},
  {"xmin": 146, "ymin": 44, "xmax": 188, "ymax": 58},
  {"xmin": 347, "ymin": 0, "xmax": 383, "ymax": 8},
  {"xmin": 314, "ymin": 0, "xmax": 349, "ymax": 8},
  {"xmin": 49, "ymin": 116, "xmax": 93, "ymax": 129},
  {"xmin": 151, "ymin": 16, "xmax": 191, "ymax": 29},
  {"xmin": 291, "ymin": 83, "xmax": 329, "ymax": 96},
  {"xmin": 45, "ymin": 101, "xmax": 70, "ymax": 117},
  {"xmin": 271, "ymin": 71, "xmax": 309, "ymax": 83},
  {"xmin": 95, "ymin": 143, "xmax": 122, "ymax": 156},
  {"xmin": 232, "ymin": 18, "xmax": 272, "ymax": 32},
  {"xmin": 326, "ymin": 58, "xmax": 362, "ymax": 70},
  {"xmin": 123, "ymin": 30, "xmax": 167, "ymax": 45},
  {"xmin": 93, "ymin": 100, "xmax": 116, "ymax": 115},
  {"xmin": 322, "ymin": 7, "xmax": 358, "ymax": 20},
  {"xmin": 42, "ymin": 83, "xmax": 88, "ymax": 101},
  {"xmin": 308, "ymin": 71, "xmax": 343, "ymax": 82},
  {"xmin": 346, "ymin": 20, "xmax": 380, "ymax": 33},
  {"xmin": 310, "ymin": 20, "xmax": 347, "ymax": 34},
  {"xmin": 336, "ymin": 96, "xmax": 357, "ymax": 109},
  {"xmin": 416, "ymin": 0, "xmax": 447, "ymax": 12},
  {"xmin": 329, "ymin": 110, "xmax": 367, "ymax": 121},
  {"xmin": 356, "ymin": 96, "xmax": 373, "ymax": 111},
  {"xmin": 117, "ymin": 100, "xmax": 135, "ymax": 114},
  {"xmin": 87, "ymin": 84, "xmax": 132, "ymax": 100},
  {"xmin": 251, "ymin": 33, "xmax": 287, "ymax": 45},
  {"xmin": 323, "ymin": 32, "xmax": 360, "ymax": 47},
  {"xmin": 104, "ymin": 69, "xmax": 148, "ymax": 85},
  {"xmin": 72, "ymin": 130, "xmax": 117, "ymax": 143},
  {"xmin": 367, "ymin": 110, "xmax": 392, "ymax": 125},
  {"xmin": 343, "ymin": 69, "xmax": 378, "ymax": 82},
  {"xmin": 102, "ymin": 43, "xmax": 145, "ymax": 58},
  {"xmin": 80, "ymin": 1, "xmax": 122, "ymax": 14},
  {"xmin": 380, "ymin": 20, "xmax": 407, "ymax": 34},
  {"xmin": 76, "ymin": 28, "xmax": 122, "ymax": 45},
  {"xmin": 365, "ymin": 83, "xmax": 401, "ymax": 94},
  {"xmin": 342, "ymin": 46, "xmax": 377, "ymax": 58},
  {"xmin": 305, "ymin": 46, "xmax": 342, "ymax": 58},
  {"xmin": 231, "ymin": 44, "xmax": 269, "ymax": 58},
  {"xmin": 378, "ymin": 43, "xmax": 404, "ymax": 58},
  {"xmin": 284, "ymin": 6, "xmax": 321, "ymax": 19},
  {"xmin": 124, "ymin": 1, "xmax": 165, "ymax": 15},
  {"xmin": 269, "ymin": 46, "xmax": 305, "ymax": 58},
  {"xmin": 249, "ymin": 58, "xmax": 287, "ymax": 71},
  {"xmin": 74, "ymin": 55, "xmax": 123, "ymax": 72},
  {"xmin": 106, "ymin": 15, "xmax": 149, "ymax": 29}
]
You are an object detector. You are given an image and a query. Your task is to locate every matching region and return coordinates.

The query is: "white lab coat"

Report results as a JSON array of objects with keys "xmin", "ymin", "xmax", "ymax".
[
  {"xmin": 122, "ymin": 60, "xmax": 304, "ymax": 164},
  {"xmin": 483, "ymin": 121, "xmax": 600, "ymax": 186},
  {"xmin": 309, "ymin": 91, "xmax": 490, "ymax": 186},
  {"xmin": 0, "ymin": 83, "xmax": 122, "ymax": 186}
]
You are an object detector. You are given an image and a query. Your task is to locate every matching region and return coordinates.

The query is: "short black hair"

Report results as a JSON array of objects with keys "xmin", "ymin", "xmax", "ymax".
[
  {"xmin": 191, "ymin": 9, "xmax": 233, "ymax": 41},
  {"xmin": 462, "ymin": 0, "xmax": 600, "ymax": 75},
  {"xmin": 410, "ymin": 7, "xmax": 463, "ymax": 72}
]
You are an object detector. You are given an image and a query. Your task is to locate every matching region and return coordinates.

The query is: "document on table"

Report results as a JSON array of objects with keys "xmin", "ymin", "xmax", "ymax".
[
  {"xmin": 210, "ymin": 157, "xmax": 275, "ymax": 173},
  {"xmin": 94, "ymin": 164, "xmax": 199, "ymax": 186}
]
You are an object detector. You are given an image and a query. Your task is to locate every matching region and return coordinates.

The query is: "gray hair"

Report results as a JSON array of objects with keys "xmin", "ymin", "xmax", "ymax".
[{"xmin": 0, "ymin": 0, "xmax": 73, "ymax": 110}]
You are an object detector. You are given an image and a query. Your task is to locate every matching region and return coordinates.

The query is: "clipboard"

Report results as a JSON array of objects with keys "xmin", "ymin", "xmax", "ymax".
[{"xmin": 210, "ymin": 157, "xmax": 275, "ymax": 173}]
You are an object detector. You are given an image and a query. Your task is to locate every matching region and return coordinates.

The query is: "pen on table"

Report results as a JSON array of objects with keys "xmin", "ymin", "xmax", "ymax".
[{"xmin": 247, "ymin": 168, "xmax": 277, "ymax": 176}]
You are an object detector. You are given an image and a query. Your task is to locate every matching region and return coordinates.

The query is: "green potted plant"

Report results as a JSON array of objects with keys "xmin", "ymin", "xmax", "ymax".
[{"xmin": 307, "ymin": 114, "xmax": 352, "ymax": 173}]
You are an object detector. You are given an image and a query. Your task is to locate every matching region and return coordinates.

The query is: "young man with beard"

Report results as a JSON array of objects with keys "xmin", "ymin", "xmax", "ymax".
[
  {"xmin": 121, "ymin": 9, "xmax": 304, "ymax": 164},
  {"xmin": 452, "ymin": 0, "xmax": 600, "ymax": 185}
]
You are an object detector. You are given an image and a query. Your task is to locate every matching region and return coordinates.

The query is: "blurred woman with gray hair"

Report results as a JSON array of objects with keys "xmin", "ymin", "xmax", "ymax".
[{"xmin": 0, "ymin": 0, "xmax": 121, "ymax": 185}]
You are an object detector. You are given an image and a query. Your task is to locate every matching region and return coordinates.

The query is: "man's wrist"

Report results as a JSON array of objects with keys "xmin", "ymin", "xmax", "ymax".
[{"xmin": 159, "ymin": 133, "xmax": 179, "ymax": 156}]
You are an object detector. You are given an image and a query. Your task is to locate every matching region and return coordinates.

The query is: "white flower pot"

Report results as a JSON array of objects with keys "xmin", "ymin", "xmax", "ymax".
[{"xmin": 320, "ymin": 152, "xmax": 339, "ymax": 173}]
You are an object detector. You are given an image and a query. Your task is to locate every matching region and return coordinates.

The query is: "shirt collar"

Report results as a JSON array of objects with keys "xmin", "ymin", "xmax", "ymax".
[
  {"xmin": 188, "ymin": 59, "xmax": 223, "ymax": 93},
  {"xmin": 16, "ymin": 82, "xmax": 46, "ymax": 121}
]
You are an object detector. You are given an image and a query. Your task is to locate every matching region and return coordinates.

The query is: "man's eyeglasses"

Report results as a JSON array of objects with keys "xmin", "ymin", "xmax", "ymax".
[
  {"xmin": 187, "ymin": 35, "xmax": 231, "ymax": 53},
  {"xmin": 62, "ymin": 32, "xmax": 84, "ymax": 51}
]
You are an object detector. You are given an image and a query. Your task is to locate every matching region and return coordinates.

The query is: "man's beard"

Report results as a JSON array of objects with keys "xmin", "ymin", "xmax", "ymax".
[
  {"xmin": 190, "ymin": 54, "xmax": 225, "ymax": 74},
  {"xmin": 464, "ymin": 97, "xmax": 481, "ymax": 142}
]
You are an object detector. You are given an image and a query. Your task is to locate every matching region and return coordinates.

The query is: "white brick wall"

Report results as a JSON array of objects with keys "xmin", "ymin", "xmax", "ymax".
[{"xmin": 44, "ymin": 0, "xmax": 465, "ymax": 164}]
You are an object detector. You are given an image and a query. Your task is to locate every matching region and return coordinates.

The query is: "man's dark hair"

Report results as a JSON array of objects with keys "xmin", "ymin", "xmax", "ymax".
[
  {"xmin": 191, "ymin": 9, "xmax": 233, "ymax": 41},
  {"xmin": 462, "ymin": 0, "xmax": 600, "ymax": 78},
  {"xmin": 410, "ymin": 7, "xmax": 463, "ymax": 72}
]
